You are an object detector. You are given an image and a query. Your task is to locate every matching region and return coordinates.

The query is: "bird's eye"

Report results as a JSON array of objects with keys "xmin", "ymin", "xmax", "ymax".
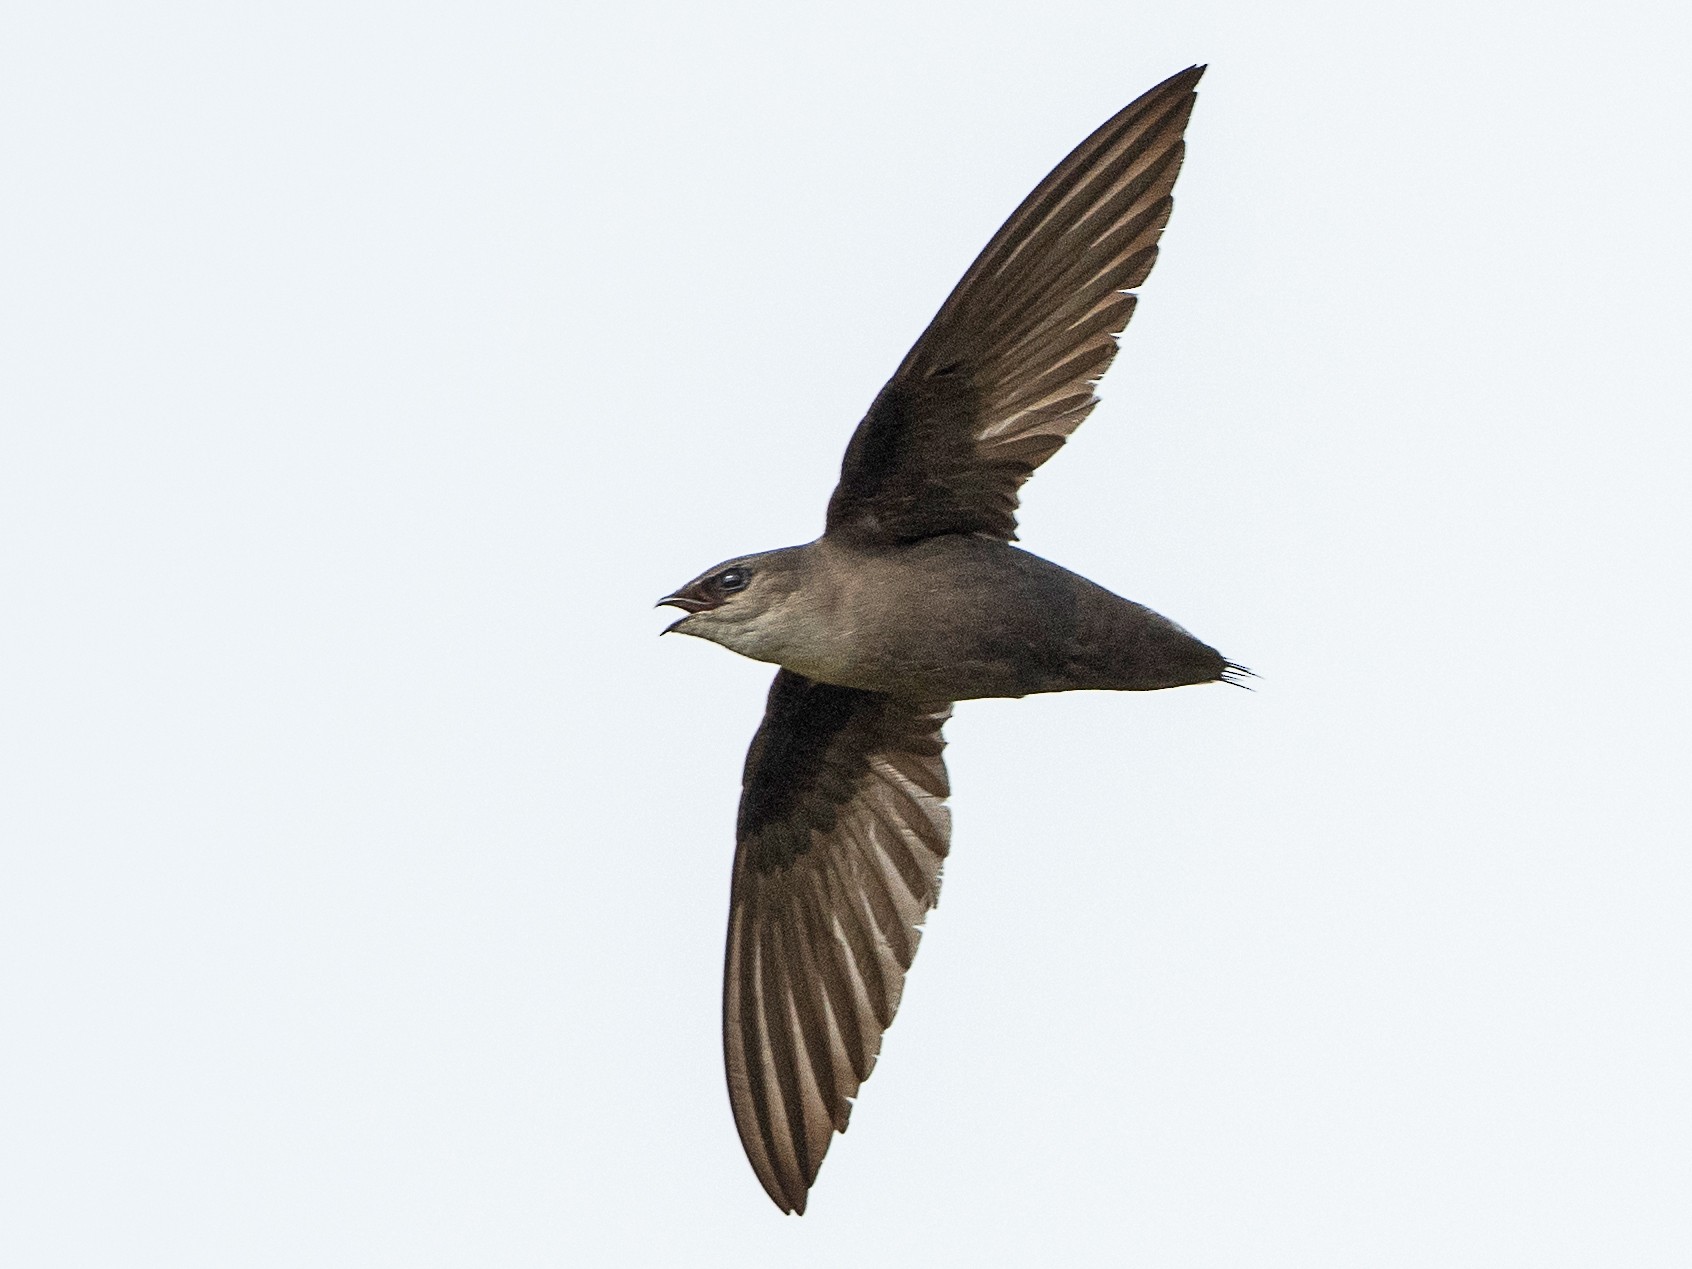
[{"xmin": 715, "ymin": 568, "xmax": 750, "ymax": 593}]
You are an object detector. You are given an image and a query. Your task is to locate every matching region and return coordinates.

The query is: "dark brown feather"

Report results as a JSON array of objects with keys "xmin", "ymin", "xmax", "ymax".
[
  {"xmin": 723, "ymin": 670, "xmax": 951, "ymax": 1213},
  {"xmin": 825, "ymin": 65, "xmax": 1204, "ymax": 544}
]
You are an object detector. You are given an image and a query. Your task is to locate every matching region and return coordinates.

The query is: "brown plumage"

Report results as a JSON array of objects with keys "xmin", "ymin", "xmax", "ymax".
[
  {"xmin": 659, "ymin": 65, "xmax": 1242, "ymax": 1213},
  {"xmin": 725, "ymin": 676, "xmax": 951, "ymax": 1212},
  {"xmin": 828, "ymin": 66, "xmax": 1198, "ymax": 545}
]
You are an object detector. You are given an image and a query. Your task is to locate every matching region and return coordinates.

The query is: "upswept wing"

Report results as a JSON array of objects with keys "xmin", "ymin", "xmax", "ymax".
[
  {"xmin": 825, "ymin": 65, "xmax": 1204, "ymax": 544},
  {"xmin": 724, "ymin": 670, "xmax": 952, "ymax": 1213}
]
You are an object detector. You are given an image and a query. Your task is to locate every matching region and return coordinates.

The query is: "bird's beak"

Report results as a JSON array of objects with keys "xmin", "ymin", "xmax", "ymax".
[
  {"xmin": 656, "ymin": 592, "xmax": 712, "ymax": 614},
  {"xmin": 656, "ymin": 584, "xmax": 717, "ymax": 634}
]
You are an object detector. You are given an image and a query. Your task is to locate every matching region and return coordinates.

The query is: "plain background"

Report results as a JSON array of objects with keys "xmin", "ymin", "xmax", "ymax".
[{"xmin": 4, "ymin": 1, "xmax": 1689, "ymax": 1265}]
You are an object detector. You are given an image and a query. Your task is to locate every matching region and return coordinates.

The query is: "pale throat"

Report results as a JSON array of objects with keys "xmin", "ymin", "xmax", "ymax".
[{"xmin": 707, "ymin": 574, "xmax": 870, "ymax": 685}]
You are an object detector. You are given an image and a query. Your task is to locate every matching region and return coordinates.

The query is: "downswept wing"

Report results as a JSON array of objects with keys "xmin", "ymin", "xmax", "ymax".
[
  {"xmin": 724, "ymin": 670, "xmax": 952, "ymax": 1213},
  {"xmin": 826, "ymin": 65, "xmax": 1204, "ymax": 545}
]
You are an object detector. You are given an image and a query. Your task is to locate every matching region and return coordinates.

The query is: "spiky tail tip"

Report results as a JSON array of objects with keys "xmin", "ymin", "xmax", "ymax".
[{"xmin": 1220, "ymin": 661, "xmax": 1256, "ymax": 689}]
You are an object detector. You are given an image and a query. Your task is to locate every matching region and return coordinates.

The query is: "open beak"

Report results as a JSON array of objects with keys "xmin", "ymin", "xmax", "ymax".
[{"xmin": 656, "ymin": 586, "xmax": 717, "ymax": 634}]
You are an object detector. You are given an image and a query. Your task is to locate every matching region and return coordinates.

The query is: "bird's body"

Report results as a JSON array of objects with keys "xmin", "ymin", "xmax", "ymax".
[
  {"xmin": 677, "ymin": 534, "xmax": 1228, "ymax": 700},
  {"xmin": 657, "ymin": 66, "xmax": 1240, "ymax": 1213}
]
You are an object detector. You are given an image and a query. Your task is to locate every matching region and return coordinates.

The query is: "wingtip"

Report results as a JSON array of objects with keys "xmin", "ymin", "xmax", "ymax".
[
  {"xmin": 1122, "ymin": 67, "xmax": 1204, "ymax": 131},
  {"xmin": 763, "ymin": 1180, "xmax": 807, "ymax": 1216},
  {"xmin": 1161, "ymin": 64, "xmax": 1206, "ymax": 97}
]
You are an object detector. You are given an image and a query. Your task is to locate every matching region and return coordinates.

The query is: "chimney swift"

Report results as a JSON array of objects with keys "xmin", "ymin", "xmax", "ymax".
[{"xmin": 659, "ymin": 65, "xmax": 1242, "ymax": 1213}]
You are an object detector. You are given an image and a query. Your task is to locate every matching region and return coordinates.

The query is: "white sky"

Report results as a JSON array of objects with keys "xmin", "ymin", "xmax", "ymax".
[{"xmin": 4, "ymin": 1, "xmax": 1689, "ymax": 1264}]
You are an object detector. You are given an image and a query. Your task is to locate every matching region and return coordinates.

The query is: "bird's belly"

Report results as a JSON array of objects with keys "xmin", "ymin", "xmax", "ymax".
[{"xmin": 776, "ymin": 596, "xmax": 1049, "ymax": 701}]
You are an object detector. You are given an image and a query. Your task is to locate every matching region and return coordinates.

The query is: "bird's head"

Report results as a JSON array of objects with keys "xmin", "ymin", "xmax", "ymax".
[{"xmin": 656, "ymin": 546, "xmax": 811, "ymax": 662}]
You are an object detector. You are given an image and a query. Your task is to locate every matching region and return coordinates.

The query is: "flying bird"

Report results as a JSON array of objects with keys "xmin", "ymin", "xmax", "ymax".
[{"xmin": 659, "ymin": 65, "xmax": 1241, "ymax": 1213}]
